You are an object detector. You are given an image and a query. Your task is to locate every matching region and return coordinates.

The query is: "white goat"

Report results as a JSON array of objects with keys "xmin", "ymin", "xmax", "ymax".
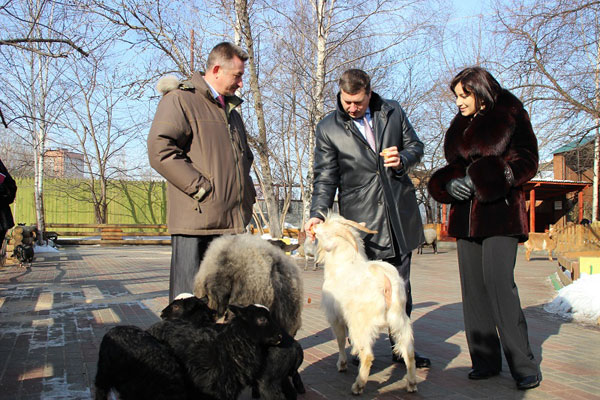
[
  {"xmin": 298, "ymin": 230, "xmax": 318, "ymax": 271},
  {"xmin": 314, "ymin": 213, "xmax": 417, "ymax": 395}
]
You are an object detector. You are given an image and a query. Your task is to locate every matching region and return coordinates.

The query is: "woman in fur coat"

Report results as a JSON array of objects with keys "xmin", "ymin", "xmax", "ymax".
[{"xmin": 428, "ymin": 67, "xmax": 541, "ymax": 390}]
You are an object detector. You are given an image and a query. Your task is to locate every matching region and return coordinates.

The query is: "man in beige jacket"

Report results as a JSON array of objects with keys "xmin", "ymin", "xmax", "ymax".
[{"xmin": 148, "ymin": 42, "xmax": 256, "ymax": 301}]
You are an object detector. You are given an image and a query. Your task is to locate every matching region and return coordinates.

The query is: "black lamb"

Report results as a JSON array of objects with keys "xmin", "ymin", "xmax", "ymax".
[
  {"xmin": 162, "ymin": 296, "xmax": 306, "ymax": 400},
  {"xmin": 160, "ymin": 294, "xmax": 217, "ymax": 326},
  {"xmin": 148, "ymin": 304, "xmax": 283, "ymax": 400},
  {"xmin": 94, "ymin": 325, "xmax": 188, "ymax": 400},
  {"xmin": 251, "ymin": 330, "xmax": 306, "ymax": 400},
  {"xmin": 94, "ymin": 296, "xmax": 218, "ymax": 400}
]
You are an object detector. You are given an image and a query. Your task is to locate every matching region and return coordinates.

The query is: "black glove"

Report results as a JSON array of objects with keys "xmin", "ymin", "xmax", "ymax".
[
  {"xmin": 461, "ymin": 175, "xmax": 474, "ymax": 193},
  {"xmin": 446, "ymin": 176, "xmax": 474, "ymax": 201}
]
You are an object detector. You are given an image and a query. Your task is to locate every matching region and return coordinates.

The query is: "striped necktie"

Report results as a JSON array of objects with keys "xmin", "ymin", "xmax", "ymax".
[{"xmin": 363, "ymin": 116, "xmax": 376, "ymax": 151}]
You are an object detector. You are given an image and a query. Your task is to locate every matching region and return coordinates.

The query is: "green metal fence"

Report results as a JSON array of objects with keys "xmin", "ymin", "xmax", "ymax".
[{"xmin": 12, "ymin": 178, "xmax": 167, "ymax": 225}]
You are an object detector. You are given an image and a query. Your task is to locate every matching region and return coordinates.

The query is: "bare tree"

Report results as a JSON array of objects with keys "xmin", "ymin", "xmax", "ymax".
[
  {"xmin": 0, "ymin": 0, "xmax": 79, "ymax": 239},
  {"xmin": 0, "ymin": 132, "xmax": 34, "ymax": 177},
  {"xmin": 82, "ymin": 0, "xmax": 215, "ymax": 87},
  {"xmin": 54, "ymin": 49, "xmax": 145, "ymax": 223},
  {"xmin": 493, "ymin": 0, "xmax": 600, "ymax": 217},
  {"xmin": 260, "ymin": 0, "xmax": 444, "ymax": 227},
  {"xmin": 233, "ymin": 0, "xmax": 285, "ymax": 237},
  {"xmin": 0, "ymin": 0, "xmax": 89, "ymax": 57}
]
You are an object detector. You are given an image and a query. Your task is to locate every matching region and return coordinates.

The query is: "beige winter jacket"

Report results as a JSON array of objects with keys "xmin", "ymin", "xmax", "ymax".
[{"xmin": 147, "ymin": 72, "xmax": 256, "ymax": 235}]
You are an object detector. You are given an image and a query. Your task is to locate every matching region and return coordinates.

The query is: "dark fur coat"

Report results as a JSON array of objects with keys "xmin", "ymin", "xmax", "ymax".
[{"xmin": 427, "ymin": 90, "xmax": 538, "ymax": 241}]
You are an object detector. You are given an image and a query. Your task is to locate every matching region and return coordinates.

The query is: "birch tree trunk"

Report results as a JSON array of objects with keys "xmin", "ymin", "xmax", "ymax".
[
  {"xmin": 593, "ymin": 19, "xmax": 600, "ymax": 221},
  {"xmin": 234, "ymin": 0, "xmax": 283, "ymax": 238},
  {"xmin": 30, "ymin": 40, "xmax": 50, "ymax": 242},
  {"xmin": 33, "ymin": 129, "xmax": 46, "ymax": 239},
  {"xmin": 594, "ymin": 135, "xmax": 598, "ymax": 221},
  {"xmin": 302, "ymin": 0, "xmax": 330, "ymax": 226}
]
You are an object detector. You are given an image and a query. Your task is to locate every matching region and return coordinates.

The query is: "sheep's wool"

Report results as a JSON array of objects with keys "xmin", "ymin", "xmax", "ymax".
[{"xmin": 193, "ymin": 234, "xmax": 303, "ymax": 336}]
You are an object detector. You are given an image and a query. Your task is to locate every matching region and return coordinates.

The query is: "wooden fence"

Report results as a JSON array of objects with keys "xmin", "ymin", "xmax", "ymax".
[
  {"xmin": 552, "ymin": 222, "xmax": 600, "ymax": 281},
  {"xmin": 553, "ymin": 222, "xmax": 600, "ymax": 253},
  {"xmin": 12, "ymin": 178, "xmax": 168, "ymax": 226}
]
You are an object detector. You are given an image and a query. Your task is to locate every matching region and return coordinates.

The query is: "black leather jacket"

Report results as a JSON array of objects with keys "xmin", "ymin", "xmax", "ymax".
[
  {"xmin": 0, "ymin": 158, "xmax": 16, "ymax": 232},
  {"xmin": 310, "ymin": 92, "xmax": 425, "ymax": 258}
]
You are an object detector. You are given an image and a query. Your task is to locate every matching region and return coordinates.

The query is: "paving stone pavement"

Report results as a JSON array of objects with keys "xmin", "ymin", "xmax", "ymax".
[{"xmin": 0, "ymin": 244, "xmax": 598, "ymax": 400}]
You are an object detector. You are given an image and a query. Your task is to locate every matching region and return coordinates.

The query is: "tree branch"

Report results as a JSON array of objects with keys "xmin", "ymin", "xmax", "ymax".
[{"xmin": 0, "ymin": 38, "xmax": 89, "ymax": 57}]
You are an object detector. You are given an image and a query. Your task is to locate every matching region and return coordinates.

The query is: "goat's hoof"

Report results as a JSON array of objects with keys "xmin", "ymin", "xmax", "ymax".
[
  {"xmin": 407, "ymin": 382, "xmax": 418, "ymax": 393},
  {"xmin": 337, "ymin": 359, "xmax": 347, "ymax": 372},
  {"xmin": 402, "ymin": 377, "xmax": 418, "ymax": 392},
  {"xmin": 351, "ymin": 382, "xmax": 364, "ymax": 395}
]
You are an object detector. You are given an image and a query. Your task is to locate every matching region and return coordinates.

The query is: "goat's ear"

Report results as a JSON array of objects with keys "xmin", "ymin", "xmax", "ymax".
[{"xmin": 336, "ymin": 229, "xmax": 358, "ymax": 252}]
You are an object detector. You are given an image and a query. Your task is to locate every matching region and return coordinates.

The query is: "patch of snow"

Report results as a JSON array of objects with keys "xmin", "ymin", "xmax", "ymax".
[
  {"xmin": 42, "ymin": 372, "xmax": 92, "ymax": 399},
  {"xmin": 34, "ymin": 243, "xmax": 59, "ymax": 254},
  {"xmin": 544, "ymin": 274, "xmax": 600, "ymax": 324}
]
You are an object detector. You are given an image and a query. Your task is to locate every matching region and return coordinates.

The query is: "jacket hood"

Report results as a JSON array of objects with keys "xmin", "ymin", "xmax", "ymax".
[{"xmin": 155, "ymin": 72, "xmax": 243, "ymax": 109}]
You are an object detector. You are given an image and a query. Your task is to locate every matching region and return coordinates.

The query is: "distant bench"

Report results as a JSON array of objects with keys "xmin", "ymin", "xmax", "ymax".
[
  {"xmin": 44, "ymin": 224, "xmax": 303, "ymax": 246},
  {"xmin": 46, "ymin": 224, "xmax": 171, "ymax": 246}
]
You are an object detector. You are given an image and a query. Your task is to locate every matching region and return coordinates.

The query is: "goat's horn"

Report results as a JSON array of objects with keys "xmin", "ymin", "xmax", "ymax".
[{"xmin": 341, "ymin": 219, "xmax": 377, "ymax": 234}]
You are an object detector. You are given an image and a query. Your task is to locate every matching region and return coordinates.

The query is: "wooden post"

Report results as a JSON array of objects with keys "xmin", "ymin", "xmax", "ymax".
[
  {"xmin": 441, "ymin": 204, "xmax": 448, "ymax": 235},
  {"xmin": 579, "ymin": 190, "xmax": 584, "ymax": 222},
  {"xmin": 529, "ymin": 189, "xmax": 536, "ymax": 232},
  {"xmin": 190, "ymin": 29, "xmax": 195, "ymax": 73}
]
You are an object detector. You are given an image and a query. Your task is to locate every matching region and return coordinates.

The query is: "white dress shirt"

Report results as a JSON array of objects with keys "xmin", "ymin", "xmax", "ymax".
[{"xmin": 352, "ymin": 109, "xmax": 373, "ymax": 142}]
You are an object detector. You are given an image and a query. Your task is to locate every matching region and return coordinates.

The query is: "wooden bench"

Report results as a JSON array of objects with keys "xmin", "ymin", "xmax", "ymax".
[{"xmin": 46, "ymin": 224, "xmax": 171, "ymax": 246}]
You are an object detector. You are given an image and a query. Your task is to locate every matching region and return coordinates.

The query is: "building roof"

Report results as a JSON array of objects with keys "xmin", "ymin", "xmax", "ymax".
[
  {"xmin": 523, "ymin": 179, "xmax": 590, "ymax": 200},
  {"xmin": 553, "ymin": 135, "xmax": 594, "ymax": 154}
]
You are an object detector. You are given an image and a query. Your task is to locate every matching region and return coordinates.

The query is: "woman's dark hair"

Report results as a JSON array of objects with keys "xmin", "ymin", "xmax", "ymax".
[{"xmin": 450, "ymin": 67, "xmax": 502, "ymax": 112}]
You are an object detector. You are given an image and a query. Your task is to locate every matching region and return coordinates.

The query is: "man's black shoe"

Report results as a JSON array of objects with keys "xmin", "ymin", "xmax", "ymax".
[
  {"xmin": 516, "ymin": 374, "xmax": 541, "ymax": 390},
  {"xmin": 392, "ymin": 352, "xmax": 431, "ymax": 368},
  {"xmin": 468, "ymin": 369, "xmax": 500, "ymax": 380}
]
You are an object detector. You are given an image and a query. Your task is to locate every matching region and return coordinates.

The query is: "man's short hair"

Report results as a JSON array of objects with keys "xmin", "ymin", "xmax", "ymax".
[
  {"xmin": 339, "ymin": 69, "xmax": 371, "ymax": 94},
  {"xmin": 206, "ymin": 42, "xmax": 249, "ymax": 70}
]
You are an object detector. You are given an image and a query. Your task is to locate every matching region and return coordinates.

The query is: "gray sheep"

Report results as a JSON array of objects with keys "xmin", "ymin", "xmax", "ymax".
[
  {"xmin": 194, "ymin": 234, "xmax": 304, "ymax": 336},
  {"xmin": 417, "ymin": 228, "xmax": 438, "ymax": 254}
]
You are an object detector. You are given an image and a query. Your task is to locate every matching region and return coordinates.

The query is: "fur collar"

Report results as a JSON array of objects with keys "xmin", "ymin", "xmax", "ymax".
[
  {"xmin": 156, "ymin": 75, "xmax": 196, "ymax": 94},
  {"xmin": 335, "ymin": 91, "xmax": 390, "ymax": 122},
  {"xmin": 444, "ymin": 89, "xmax": 524, "ymax": 163},
  {"xmin": 155, "ymin": 72, "xmax": 243, "ymax": 109}
]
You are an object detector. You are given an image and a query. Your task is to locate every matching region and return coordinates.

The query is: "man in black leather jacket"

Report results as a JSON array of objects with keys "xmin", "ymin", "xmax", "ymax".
[
  {"xmin": 0, "ymin": 157, "xmax": 16, "ymax": 251},
  {"xmin": 305, "ymin": 69, "xmax": 429, "ymax": 368}
]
